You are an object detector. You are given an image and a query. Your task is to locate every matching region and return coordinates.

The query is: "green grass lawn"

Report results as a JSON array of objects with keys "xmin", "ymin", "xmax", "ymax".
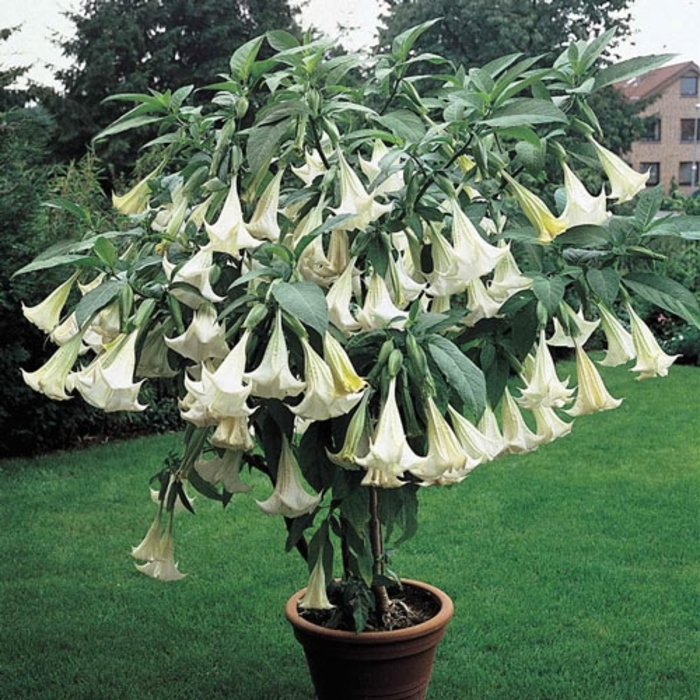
[{"xmin": 1, "ymin": 363, "xmax": 699, "ymax": 699}]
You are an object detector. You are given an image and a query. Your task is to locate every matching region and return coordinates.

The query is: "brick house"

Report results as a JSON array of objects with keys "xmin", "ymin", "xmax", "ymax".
[{"xmin": 617, "ymin": 61, "xmax": 700, "ymax": 194}]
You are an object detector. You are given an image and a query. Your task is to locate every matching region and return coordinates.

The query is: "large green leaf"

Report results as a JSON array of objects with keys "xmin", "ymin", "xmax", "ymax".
[
  {"xmin": 272, "ymin": 281, "xmax": 328, "ymax": 337},
  {"xmin": 75, "ymin": 279, "xmax": 124, "ymax": 326},
  {"xmin": 482, "ymin": 98, "xmax": 567, "ymax": 128},
  {"xmin": 586, "ymin": 268, "xmax": 620, "ymax": 307},
  {"xmin": 427, "ymin": 335, "xmax": 486, "ymax": 416},
  {"xmin": 594, "ymin": 54, "xmax": 675, "ymax": 91},
  {"xmin": 229, "ymin": 35, "xmax": 265, "ymax": 81},
  {"xmin": 373, "ymin": 110, "xmax": 426, "ymax": 143},
  {"xmin": 624, "ymin": 273, "xmax": 700, "ymax": 327},
  {"xmin": 532, "ymin": 276, "xmax": 566, "ymax": 315}
]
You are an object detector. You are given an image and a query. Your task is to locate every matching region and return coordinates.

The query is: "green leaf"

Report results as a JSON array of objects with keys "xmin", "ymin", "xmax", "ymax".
[
  {"xmin": 93, "ymin": 237, "xmax": 117, "ymax": 268},
  {"xmin": 593, "ymin": 54, "xmax": 676, "ymax": 91},
  {"xmin": 271, "ymin": 281, "xmax": 328, "ymax": 337},
  {"xmin": 623, "ymin": 273, "xmax": 700, "ymax": 327},
  {"xmin": 42, "ymin": 198, "xmax": 91, "ymax": 224},
  {"xmin": 482, "ymin": 98, "xmax": 567, "ymax": 128},
  {"xmin": 75, "ymin": 279, "xmax": 123, "ymax": 327},
  {"xmin": 634, "ymin": 187, "xmax": 663, "ymax": 231},
  {"xmin": 13, "ymin": 254, "xmax": 98, "ymax": 277},
  {"xmin": 93, "ymin": 114, "xmax": 164, "ymax": 141},
  {"xmin": 391, "ymin": 18, "xmax": 441, "ymax": 61},
  {"xmin": 247, "ymin": 118, "xmax": 291, "ymax": 178},
  {"xmin": 427, "ymin": 335, "xmax": 486, "ymax": 416},
  {"xmin": 229, "ymin": 35, "xmax": 265, "ymax": 81},
  {"xmin": 373, "ymin": 110, "xmax": 426, "ymax": 143},
  {"xmin": 586, "ymin": 268, "xmax": 620, "ymax": 307},
  {"xmin": 531, "ymin": 276, "xmax": 566, "ymax": 315}
]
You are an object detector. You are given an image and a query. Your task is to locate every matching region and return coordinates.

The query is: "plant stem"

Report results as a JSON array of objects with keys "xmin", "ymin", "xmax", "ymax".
[{"xmin": 369, "ymin": 487, "xmax": 391, "ymax": 622}]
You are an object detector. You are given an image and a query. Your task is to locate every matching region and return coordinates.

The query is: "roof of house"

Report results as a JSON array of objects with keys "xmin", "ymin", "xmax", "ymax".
[{"xmin": 616, "ymin": 61, "xmax": 700, "ymax": 101}]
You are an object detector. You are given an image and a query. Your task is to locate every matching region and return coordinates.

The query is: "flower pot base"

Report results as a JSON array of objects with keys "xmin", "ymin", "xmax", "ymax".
[{"xmin": 286, "ymin": 580, "xmax": 453, "ymax": 700}]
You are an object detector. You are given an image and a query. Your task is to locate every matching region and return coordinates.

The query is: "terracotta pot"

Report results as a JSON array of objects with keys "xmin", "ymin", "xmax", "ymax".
[{"xmin": 285, "ymin": 579, "xmax": 454, "ymax": 700}]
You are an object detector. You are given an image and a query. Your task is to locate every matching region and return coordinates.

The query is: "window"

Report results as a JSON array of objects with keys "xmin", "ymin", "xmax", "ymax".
[
  {"xmin": 681, "ymin": 118, "xmax": 699, "ymax": 142},
  {"xmin": 640, "ymin": 162, "xmax": 660, "ymax": 186},
  {"xmin": 679, "ymin": 161, "xmax": 699, "ymax": 186},
  {"xmin": 641, "ymin": 117, "xmax": 661, "ymax": 142},
  {"xmin": 681, "ymin": 75, "xmax": 698, "ymax": 96}
]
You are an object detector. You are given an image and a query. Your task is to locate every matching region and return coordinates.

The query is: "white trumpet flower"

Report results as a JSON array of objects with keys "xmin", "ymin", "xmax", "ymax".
[
  {"xmin": 22, "ymin": 272, "xmax": 78, "ymax": 333},
  {"xmin": 566, "ymin": 343, "xmax": 623, "ymax": 416},
  {"xmin": 447, "ymin": 405, "xmax": 502, "ymax": 464},
  {"xmin": 204, "ymin": 179, "xmax": 261, "ymax": 258},
  {"xmin": 195, "ymin": 450, "xmax": 251, "ymax": 493},
  {"xmin": 518, "ymin": 330, "xmax": 574, "ymax": 409},
  {"xmin": 165, "ymin": 304, "xmax": 229, "ymax": 363},
  {"xmin": 626, "ymin": 303, "xmax": 680, "ymax": 379},
  {"xmin": 256, "ymin": 436, "xmax": 321, "ymax": 517},
  {"xmin": 597, "ymin": 304, "xmax": 635, "ymax": 367},
  {"xmin": 589, "ymin": 137, "xmax": 650, "ymax": 204},
  {"xmin": 247, "ymin": 169, "xmax": 283, "ymax": 241},
  {"xmin": 546, "ymin": 304, "xmax": 600, "ymax": 348},
  {"xmin": 22, "ymin": 332, "xmax": 83, "ymax": 401},
  {"xmin": 531, "ymin": 405, "xmax": 573, "ymax": 444},
  {"xmin": 501, "ymin": 388, "xmax": 540, "ymax": 453},
  {"xmin": 326, "ymin": 259, "xmax": 361, "ymax": 336},
  {"xmin": 356, "ymin": 272, "xmax": 408, "ymax": 331},
  {"xmin": 163, "ymin": 249, "xmax": 225, "ymax": 309},
  {"xmin": 299, "ymin": 558, "xmax": 334, "ymax": 610},
  {"xmin": 356, "ymin": 377, "xmax": 424, "ymax": 487},
  {"xmin": 245, "ymin": 311, "xmax": 305, "ymax": 399},
  {"xmin": 561, "ymin": 162, "xmax": 610, "ymax": 227}
]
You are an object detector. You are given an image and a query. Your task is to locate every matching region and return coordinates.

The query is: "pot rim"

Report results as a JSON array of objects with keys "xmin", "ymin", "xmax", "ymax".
[{"xmin": 284, "ymin": 578, "xmax": 454, "ymax": 644}]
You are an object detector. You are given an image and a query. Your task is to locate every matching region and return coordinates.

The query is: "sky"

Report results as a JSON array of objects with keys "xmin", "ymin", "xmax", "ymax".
[{"xmin": 1, "ymin": 0, "xmax": 699, "ymax": 88}]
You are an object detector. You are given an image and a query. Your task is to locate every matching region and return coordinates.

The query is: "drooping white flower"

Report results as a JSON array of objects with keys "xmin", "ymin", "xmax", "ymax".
[
  {"xmin": 195, "ymin": 449, "xmax": 251, "ymax": 493},
  {"xmin": 22, "ymin": 272, "xmax": 79, "ymax": 334},
  {"xmin": 290, "ymin": 337, "xmax": 365, "ymax": 421},
  {"xmin": 131, "ymin": 508, "xmax": 163, "ymax": 563},
  {"xmin": 332, "ymin": 150, "xmax": 392, "ymax": 231},
  {"xmin": 211, "ymin": 414, "xmax": 255, "ymax": 451},
  {"xmin": 323, "ymin": 332, "xmax": 365, "ymax": 394},
  {"xmin": 135, "ymin": 529, "xmax": 186, "ymax": 581},
  {"xmin": 426, "ymin": 203, "xmax": 507, "ymax": 296},
  {"xmin": 546, "ymin": 304, "xmax": 600, "ymax": 348},
  {"xmin": 21, "ymin": 332, "xmax": 83, "ymax": 401},
  {"xmin": 247, "ymin": 169, "xmax": 284, "ymax": 241},
  {"xmin": 447, "ymin": 405, "xmax": 502, "ymax": 464},
  {"xmin": 355, "ymin": 377, "xmax": 424, "ymax": 487},
  {"xmin": 500, "ymin": 388, "xmax": 540, "ymax": 453},
  {"xmin": 165, "ymin": 304, "xmax": 230, "ymax": 364},
  {"xmin": 299, "ymin": 558, "xmax": 334, "ymax": 610},
  {"xmin": 502, "ymin": 171, "xmax": 568, "ymax": 244},
  {"xmin": 326, "ymin": 259, "xmax": 361, "ymax": 336},
  {"xmin": 531, "ymin": 405, "xmax": 573, "ymax": 445},
  {"xmin": 386, "ymin": 251, "xmax": 426, "ymax": 307},
  {"xmin": 597, "ymin": 303, "xmax": 635, "ymax": 367},
  {"xmin": 244, "ymin": 311, "xmax": 305, "ymax": 399},
  {"xmin": 463, "ymin": 276, "xmax": 503, "ymax": 327},
  {"xmin": 292, "ymin": 149, "xmax": 326, "ymax": 186},
  {"xmin": 566, "ymin": 342, "xmax": 623, "ymax": 416},
  {"xmin": 518, "ymin": 330, "xmax": 574, "ymax": 409},
  {"xmin": 163, "ymin": 249, "xmax": 224, "ymax": 309},
  {"xmin": 326, "ymin": 392, "xmax": 370, "ymax": 468},
  {"xmin": 356, "ymin": 272, "xmax": 408, "ymax": 331},
  {"xmin": 112, "ymin": 166, "xmax": 160, "ymax": 215},
  {"xmin": 561, "ymin": 162, "xmax": 610, "ymax": 227},
  {"xmin": 358, "ymin": 139, "xmax": 404, "ymax": 194},
  {"xmin": 487, "ymin": 244, "xmax": 532, "ymax": 304},
  {"xmin": 589, "ymin": 137, "xmax": 650, "ymax": 204},
  {"xmin": 409, "ymin": 397, "xmax": 469, "ymax": 485},
  {"xmin": 181, "ymin": 332, "xmax": 253, "ymax": 425},
  {"xmin": 70, "ymin": 331, "xmax": 147, "ymax": 412},
  {"xmin": 82, "ymin": 301, "xmax": 121, "ymax": 353},
  {"xmin": 477, "ymin": 404, "xmax": 508, "ymax": 457},
  {"xmin": 626, "ymin": 303, "xmax": 680, "ymax": 379},
  {"xmin": 49, "ymin": 312, "xmax": 81, "ymax": 346},
  {"xmin": 204, "ymin": 179, "xmax": 261, "ymax": 258},
  {"xmin": 256, "ymin": 435, "xmax": 321, "ymax": 517}
]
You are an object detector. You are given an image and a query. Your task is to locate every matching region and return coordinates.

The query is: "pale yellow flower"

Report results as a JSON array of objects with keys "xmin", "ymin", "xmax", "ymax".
[
  {"xmin": 22, "ymin": 272, "xmax": 79, "ymax": 334},
  {"xmin": 502, "ymin": 171, "xmax": 568, "ymax": 244},
  {"xmin": 597, "ymin": 303, "xmax": 635, "ymax": 367},
  {"xmin": 165, "ymin": 304, "xmax": 230, "ymax": 364},
  {"xmin": 566, "ymin": 343, "xmax": 623, "ymax": 416},
  {"xmin": 626, "ymin": 303, "xmax": 680, "ymax": 379},
  {"xmin": 589, "ymin": 138, "xmax": 650, "ymax": 204},
  {"xmin": 247, "ymin": 169, "xmax": 284, "ymax": 241},
  {"xmin": 22, "ymin": 332, "xmax": 83, "ymax": 401},
  {"xmin": 501, "ymin": 388, "xmax": 540, "ymax": 453},
  {"xmin": 112, "ymin": 166, "xmax": 160, "ymax": 215},
  {"xmin": 299, "ymin": 558, "xmax": 334, "ymax": 610},
  {"xmin": 162, "ymin": 249, "xmax": 224, "ymax": 309},
  {"xmin": 518, "ymin": 330, "xmax": 574, "ymax": 409}
]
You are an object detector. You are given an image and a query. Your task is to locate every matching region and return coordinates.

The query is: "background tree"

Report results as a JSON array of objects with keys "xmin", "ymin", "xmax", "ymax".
[
  {"xmin": 378, "ymin": 0, "xmax": 633, "ymax": 67},
  {"xmin": 38, "ymin": 0, "xmax": 301, "ymax": 177},
  {"xmin": 377, "ymin": 0, "xmax": 643, "ymax": 153}
]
